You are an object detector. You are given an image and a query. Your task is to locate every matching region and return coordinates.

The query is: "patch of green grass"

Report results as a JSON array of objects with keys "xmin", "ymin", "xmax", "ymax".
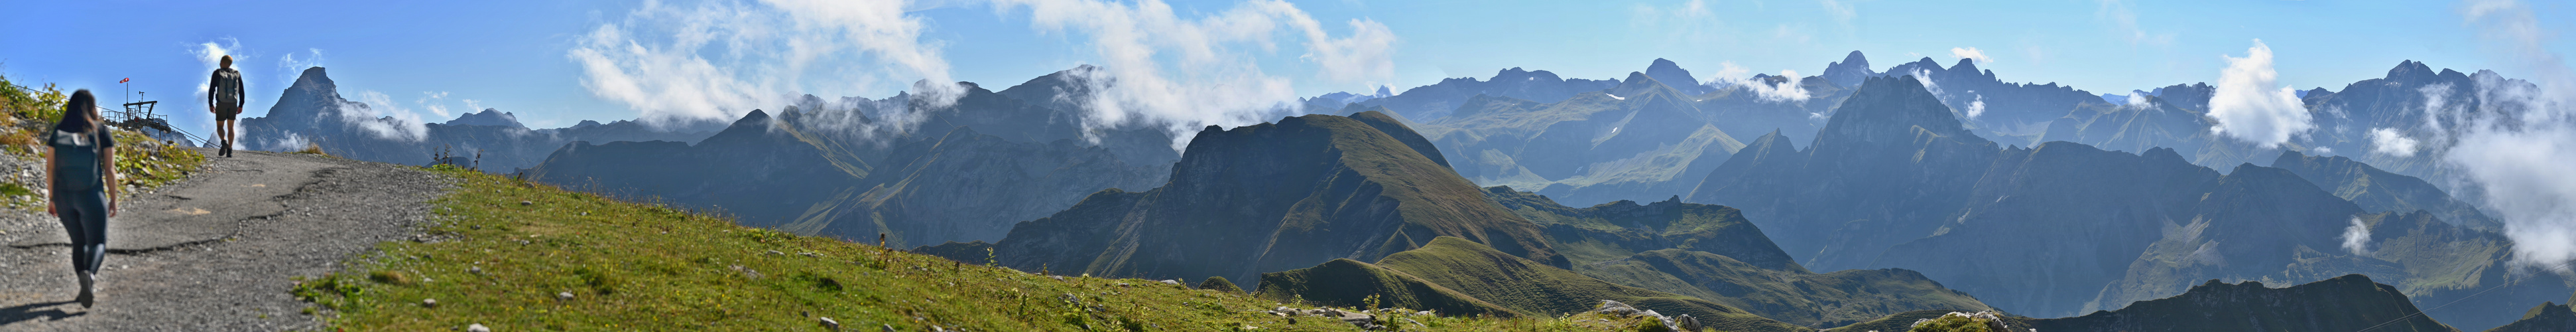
[{"xmin": 298, "ymin": 166, "xmax": 1693, "ymax": 331}]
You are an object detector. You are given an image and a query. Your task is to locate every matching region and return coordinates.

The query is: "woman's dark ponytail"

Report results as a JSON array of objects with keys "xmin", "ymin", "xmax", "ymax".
[{"xmin": 56, "ymin": 90, "xmax": 101, "ymax": 134}]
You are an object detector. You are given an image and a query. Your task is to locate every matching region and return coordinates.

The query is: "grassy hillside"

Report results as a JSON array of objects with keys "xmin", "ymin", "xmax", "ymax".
[
  {"xmin": 1254, "ymin": 258, "xmax": 1520, "ymax": 318},
  {"xmin": 1266, "ymin": 236, "xmax": 1813, "ymax": 332},
  {"xmin": 298, "ymin": 166, "xmax": 1731, "ymax": 331},
  {"xmin": 1489, "ymin": 187, "xmax": 1992, "ymax": 328},
  {"xmin": 0, "ymin": 73, "xmax": 208, "ymax": 208}
]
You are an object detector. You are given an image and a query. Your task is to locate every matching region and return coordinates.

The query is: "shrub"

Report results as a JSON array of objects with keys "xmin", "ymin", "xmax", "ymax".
[
  {"xmin": 1910, "ymin": 311, "xmax": 2009, "ymax": 332},
  {"xmin": 1199, "ymin": 276, "xmax": 1245, "ymax": 293}
]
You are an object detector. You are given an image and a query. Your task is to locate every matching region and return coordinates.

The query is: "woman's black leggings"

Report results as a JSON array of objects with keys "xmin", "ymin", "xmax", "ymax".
[{"xmin": 56, "ymin": 190, "xmax": 107, "ymax": 274}]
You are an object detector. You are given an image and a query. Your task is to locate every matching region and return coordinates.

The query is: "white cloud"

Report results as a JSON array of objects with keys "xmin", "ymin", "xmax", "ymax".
[
  {"xmin": 2443, "ymin": 0, "xmax": 2576, "ymax": 272},
  {"xmin": 1950, "ymin": 46, "xmax": 1993, "ymax": 64},
  {"xmin": 2342, "ymin": 217, "xmax": 2372, "ymax": 255},
  {"xmin": 1770, "ymin": 24, "xmax": 1812, "ymax": 44},
  {"xmin": 275, "ymin": 48, "xmax": 326, "ymax": 86},
  {"xmin": 336, "ymin": 90, "xmax": 432, "ymax": 141},
  {"xmin": 1912, "ymin": 68, "xmax": 1945, "ymax": 96},
  {"xmin": 568, "ymin": 0, "xmax": 959, "ymax": 128},
  {"xmin": 2124, "ymin": 92, "xmax": 2157, "ymax": 109},
  {"xmin": 265, "ymin": 132, "xmax": 308, "ymax": 153},
  {"xmin": 2206, "ymin": 39, "xmax": 2313, "ymax": 148},
  {"xmin": 1709, "ymin": 62, "xmax": 1808, "ymax": 103},
  {"xmin": 991, "ymin": 0, "xmax": 1397, "ymax": 151},
  {"xmin": 1964, "ymin": 94, "xmax": 1987, "ymax": 119},
  {"xmin": 418, "ymin": 91, "xmax": 453, "ymax": 117},
  {"xmin": 2368, "ymin": 127, "xmax": 2420, "ymax": 157},
  {"xmin": 1818, "ymin": 0, "xmax": 1855, "ymax": 25},
  {"xmin": 2095, "ymin": 0, "xmax": 2173, "ymax": 46},
  {"xmin": 1632, "ymin": 0, "xmax": 1732, "ymax": 48}
]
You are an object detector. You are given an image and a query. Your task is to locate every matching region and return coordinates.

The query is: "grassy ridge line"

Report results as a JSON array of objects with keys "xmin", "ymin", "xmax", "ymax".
[{"xmin": 295, "ymin": 166, "xmax": 1679, "ymax": 331}]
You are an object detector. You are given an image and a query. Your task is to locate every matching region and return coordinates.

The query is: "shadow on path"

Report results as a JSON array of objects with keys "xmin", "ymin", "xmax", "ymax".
[{"xmin": 0, "ymin": 300, "xmax": 83, "ymax": 327}]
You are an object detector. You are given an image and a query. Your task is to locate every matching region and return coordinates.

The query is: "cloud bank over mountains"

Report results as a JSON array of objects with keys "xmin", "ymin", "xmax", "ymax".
[
  {"xmin": 568, "ymin": 0, "xmax": 1397, "ymax": 151},
  {"xmin": 991, "ymin": 0, "xmax": 1397, "ymax": 150},
  {"xmin": 2445, "ymin": 0, "xmax": 2576, "ymax": 272}
]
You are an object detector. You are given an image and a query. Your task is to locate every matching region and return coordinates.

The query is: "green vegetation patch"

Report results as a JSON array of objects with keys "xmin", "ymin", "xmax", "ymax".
[
  {"xmin": 296, "ymin": 166, "xmax": 1708, "ymax": 331},
  {"xmin": 0, "ymin": 73, "xmax": 208, "ymax": 209}
]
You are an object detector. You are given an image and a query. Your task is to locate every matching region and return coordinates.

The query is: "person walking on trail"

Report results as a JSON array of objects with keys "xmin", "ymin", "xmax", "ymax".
[
  {"xmin": 208, "ymin": 54, "xmax": 244, "ymax": 157},
  {"xmin": 48, "ymin": 90, "xmax": 120, "ymax": 308}
]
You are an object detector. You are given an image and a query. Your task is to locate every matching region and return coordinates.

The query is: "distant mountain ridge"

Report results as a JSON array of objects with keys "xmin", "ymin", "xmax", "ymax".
[
  {"xmin": 528, "ymin": 74, "xmax": 1176, "ymax": 248},
  {"xmin": 237, "ymin": 66, "xmax": 721, "ymax": 171},
  {"xmin": 1682, "ymin": 74, "xmax": 2565, "ymax": 330}
]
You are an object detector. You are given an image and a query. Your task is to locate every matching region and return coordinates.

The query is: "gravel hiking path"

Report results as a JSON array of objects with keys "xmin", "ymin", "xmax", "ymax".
[{"xmin": 0, "ymin": 149, "xmax": 454, "ymax": 331}]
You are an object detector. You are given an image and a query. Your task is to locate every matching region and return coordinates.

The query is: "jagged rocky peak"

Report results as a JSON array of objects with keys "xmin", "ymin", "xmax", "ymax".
[
  {"xmin": 1822, "ymin": 50, "xmax": 1876, "ymax": 86},
  {"xmin": 1489, "ymin": 66, "xmax": 1566, "ymax": 83},
  {"xmin": 444, "ymin": 108, "xmax": 525, "ymax": 128},
  {"xmin": 290, "ymin": 66, "xmax": 337, "ymax": 91},
  {"xmin": 1951, "ymin": 58, "xmax": 1981, "ymax": 75},
  {"xmin": 2386, "ymin": 60, "xmax": 2439, "ymax": 82},
  {"xmin": 1819, "ymin": 75, "xmax": 1976, "ymax": 143},
  {"xmin": 1609, "ymin": 71, "xmax": 1670, "ymax": 97},
  {"xmin": 1644, "ymin": 58, "xmax": 1705, "ymax": 94}
]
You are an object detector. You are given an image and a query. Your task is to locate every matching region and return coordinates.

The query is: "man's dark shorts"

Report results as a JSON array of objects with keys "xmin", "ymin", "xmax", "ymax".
[{"xmin": 215, "ymin": 107, "xmax": 239, "ymax": 121}]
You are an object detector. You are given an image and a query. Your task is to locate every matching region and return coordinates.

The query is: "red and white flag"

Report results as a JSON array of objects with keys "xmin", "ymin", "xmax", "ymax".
[{"xmin": 119, "ymin": 78, "xmax": 130, "ymax": 84}]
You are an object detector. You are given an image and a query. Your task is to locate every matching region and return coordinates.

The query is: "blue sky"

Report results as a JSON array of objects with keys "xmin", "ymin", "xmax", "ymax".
[{"xmin": 4, "ymin": 0, "xmax": 2571, "ymax": 135}]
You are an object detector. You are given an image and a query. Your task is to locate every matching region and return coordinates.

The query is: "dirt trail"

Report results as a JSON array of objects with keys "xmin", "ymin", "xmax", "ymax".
[{"xmin": 0, "ymin": 149, "xmax": 452, "ymax": 331}]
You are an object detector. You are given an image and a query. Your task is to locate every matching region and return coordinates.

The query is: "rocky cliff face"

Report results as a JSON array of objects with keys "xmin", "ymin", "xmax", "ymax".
[
  {"xmin": 1874, "ymin": 57, "xmax": 2109, "ymax": 142},
  {"xmin": 1819, "ymin": 51, "xmax": 1874, "ymax": 88},
  {"xmin": 944, "ymin": 112, "xmax": 1564, "ymax": 290}
]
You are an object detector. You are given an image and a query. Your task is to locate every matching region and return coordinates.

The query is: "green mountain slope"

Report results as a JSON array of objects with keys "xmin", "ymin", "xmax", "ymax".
[
  {"xmin": 1488, "ymin": 187, "xmax": 1991, "ymax": 327},
  {"xmin": 1264, "ymin": 236, "xmax": 1811, "ymax": 332},
  {"xmin": 2272, "ymin": 151, "xmax": 2502, "ymax": 231},
  {"xmin": 2487, "ymin": 302, "xmax": 2576, "ymax": 332},
  {"xmin": 1254, "ymin": 258, "xmax": 1521, "ymax": 317},
  {"xmin": 938, "ymin": 112, "xmax": 1565, "ymax": 290}
]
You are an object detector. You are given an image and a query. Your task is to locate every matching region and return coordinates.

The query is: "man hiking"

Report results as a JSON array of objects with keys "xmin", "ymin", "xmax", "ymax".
[{"xmin": 207, "ymin": 55, "xmax": 244, "ymax": 157}]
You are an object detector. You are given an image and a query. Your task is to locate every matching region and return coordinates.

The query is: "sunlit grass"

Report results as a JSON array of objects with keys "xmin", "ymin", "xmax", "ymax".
[{"xmin": 296, "ymin": 165, "xmax": 1688, "ymax": 331}]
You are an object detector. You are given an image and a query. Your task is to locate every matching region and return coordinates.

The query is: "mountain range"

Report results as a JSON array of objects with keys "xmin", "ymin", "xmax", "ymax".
[
  {"xmin": 527, "ymin": 70, "xmax": 1181, "ymax": 248},
  {"xmin": 1680, "ymin": 74, "xmax": 2565, "ymax": 330},
  {"xmin": 239, "ymin": 67, "xmax": 721, "ymax": 172},
  {"xmin": 226, "ymin": 51, "xmax": 2575, "ymax": 331}
]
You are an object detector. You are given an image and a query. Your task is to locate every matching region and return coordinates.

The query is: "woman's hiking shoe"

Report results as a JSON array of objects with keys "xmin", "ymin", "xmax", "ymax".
[{"xmin": 76, "ymin": 271, "xmax": 95, "ymax": 308}]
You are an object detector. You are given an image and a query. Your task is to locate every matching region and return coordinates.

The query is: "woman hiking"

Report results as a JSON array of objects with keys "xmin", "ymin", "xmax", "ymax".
[{"xmin": 49, "ymin": 90, "xmax": 118, "ymax": 308}]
